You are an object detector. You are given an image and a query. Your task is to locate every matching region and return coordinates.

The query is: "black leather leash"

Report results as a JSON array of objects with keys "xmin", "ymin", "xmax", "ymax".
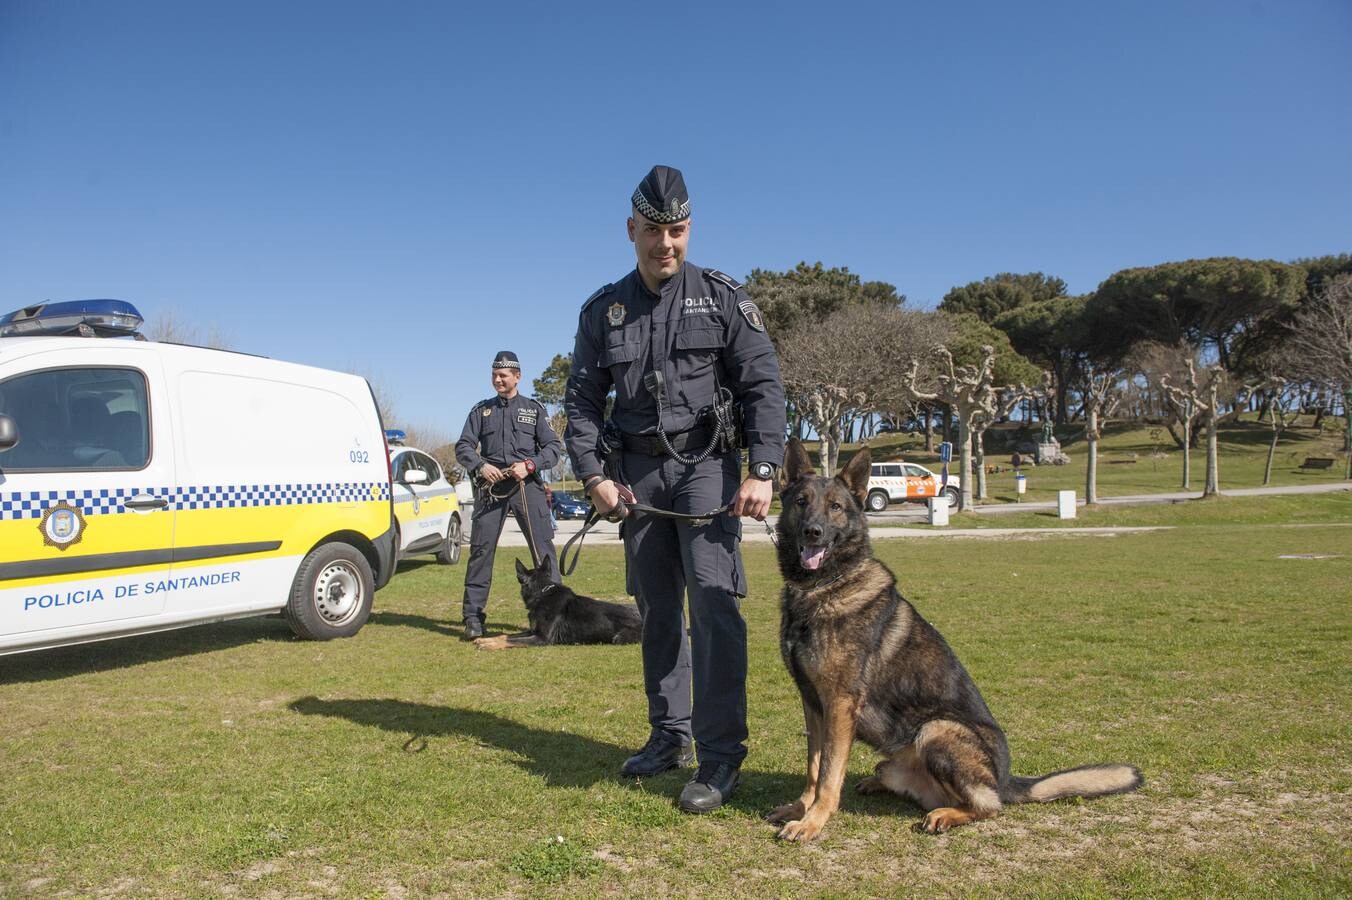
[{"xmin": 559, "ymin": 499, "xmax": 733, "ymax": 576}]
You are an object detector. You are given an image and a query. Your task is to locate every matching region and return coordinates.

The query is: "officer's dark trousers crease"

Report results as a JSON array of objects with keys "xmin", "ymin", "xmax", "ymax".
[
  {"xmin": 624, "ymin": 450, "xmax": 747, "ymax": 765},
  {"xmin": 461, "ymin": 480, "xmax": 557, "ymax": 623}
]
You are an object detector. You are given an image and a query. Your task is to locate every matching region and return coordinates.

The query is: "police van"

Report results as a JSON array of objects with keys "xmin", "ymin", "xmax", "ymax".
[
  {"xmin": 0, "ymin": 300, "xmax": 397, "ymax": 655},
  {"xmin": 385, "ymin": 429, "xmax": 462, "ymax": 564}
]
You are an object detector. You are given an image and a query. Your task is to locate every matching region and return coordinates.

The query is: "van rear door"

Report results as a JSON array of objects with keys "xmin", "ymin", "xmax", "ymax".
[{"xmin": 0, "ymin": 352, "xmax": 177, "ymax": 649}]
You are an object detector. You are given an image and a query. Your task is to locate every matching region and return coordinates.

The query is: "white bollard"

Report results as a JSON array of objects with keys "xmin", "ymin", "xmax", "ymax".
[
  {"xmin": 927, "ymin": 496, "xmax": 949, "ymax": 526},
  {"xmin": 1057, "ymin": 489, "xmax": 1077, "ymax": 519}
]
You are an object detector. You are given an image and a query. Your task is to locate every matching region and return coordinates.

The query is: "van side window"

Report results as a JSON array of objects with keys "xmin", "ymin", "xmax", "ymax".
[
  {"xmin": 881, "ymin": 464, "xmax": 903, "ymax": 477},
  {"xmin": 0, "ymin": 367, "xmax": 150, "ymax": 471},
  {"xmin": 416, "ymin": 453, "xmax": 442, "ymax": 483}
]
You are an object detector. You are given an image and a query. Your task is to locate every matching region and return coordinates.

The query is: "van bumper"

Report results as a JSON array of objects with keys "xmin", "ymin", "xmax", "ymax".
[{"xmin": 373, "ymin": 522, "xmax": 397, "ymax": 590}]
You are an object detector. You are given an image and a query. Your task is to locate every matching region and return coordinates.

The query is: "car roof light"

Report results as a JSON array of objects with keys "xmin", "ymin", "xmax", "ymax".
[
  {"xmin": 384, "ymin": 429, "xmax": 407, "ymax": 446},
  {"xmin": 0, "ymin": 299, "xmax": 144, "ymax": 338}
]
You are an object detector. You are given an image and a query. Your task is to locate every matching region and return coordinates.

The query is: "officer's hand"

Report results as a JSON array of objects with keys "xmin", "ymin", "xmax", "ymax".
[
  {"xmin": 508, "ymin": 461, "xmax": 530, "ymax": 481},
  {"xmin": 732, "ymin": 477, "xmax": 773, "ymax": 521},
  {"xmin": 480, "ymin": 463, "xmax": 504, "ymax": 484},
  {"xmin": 589, "ymin": 479, "xmax": 633, "ymax": 520}
]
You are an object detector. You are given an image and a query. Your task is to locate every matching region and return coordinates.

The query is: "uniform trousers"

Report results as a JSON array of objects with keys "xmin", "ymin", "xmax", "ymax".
[
  {"xmin": 461, "ymin": 478, "xmax": 558, "ymax": 623},
  {"xmin": 621, "ymin": 450, "xmax": 747, "ymax": 766}
]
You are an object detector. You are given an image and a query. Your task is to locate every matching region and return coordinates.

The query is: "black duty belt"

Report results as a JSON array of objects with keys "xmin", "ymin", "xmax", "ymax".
[{"xmin": 621, "ymin": 426, "xmax": 715, "ymax": 457}]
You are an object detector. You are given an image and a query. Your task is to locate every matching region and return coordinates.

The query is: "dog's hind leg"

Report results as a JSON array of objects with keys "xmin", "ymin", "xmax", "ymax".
[
  {"xmin": 767, "ymin": 698, "xmax": 822, "ymax": 825},
  {"xmin": 857, "ymin": 747, "xmax": 948, "ymax": 811},
  {"xmin": 912, "ymin": 720, "xmax": 1003, "ymax": 835}
]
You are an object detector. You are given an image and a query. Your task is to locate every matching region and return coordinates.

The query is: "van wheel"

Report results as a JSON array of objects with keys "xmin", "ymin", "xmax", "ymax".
[
  {"xmin": 285, "ymin": 542, "xmax": 374, "ymax": 640},
  {"xmin": 943, "ymin": 486, "xmax": 960, "ymax": 509},
  {"xmin": 865, "ymin": 490, "xmax": 890, "ymax": 513},
  {"xmin": 436, "ymin": 515, "xmax": 462, "ymax": 565}
]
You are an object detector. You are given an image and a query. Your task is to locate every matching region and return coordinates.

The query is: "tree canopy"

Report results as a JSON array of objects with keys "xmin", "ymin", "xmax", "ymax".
[
  {"xmin": 938, "ymin": 272, "xmax": 1067, "ymax": 323},
  {"xmin": 945, "ymin": 313, "xmax": 1043, "ymax": 387},
  {"xmin": 742, "ymin": 261, "xmax": 904, "ymax": 337},
  {"xmin": 531, "ymin": 353, "xmax": 572, "ymax": 409}
]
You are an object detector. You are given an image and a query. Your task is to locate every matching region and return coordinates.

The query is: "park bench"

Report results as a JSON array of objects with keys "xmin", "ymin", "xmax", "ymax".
[
  {"xmin": 1106, "ymin": 459, "xmax": 1138, "ymax": 465},
  {"xmin": 1297, "ymin": 457, "xmax": 1336, "ymax": 471}
]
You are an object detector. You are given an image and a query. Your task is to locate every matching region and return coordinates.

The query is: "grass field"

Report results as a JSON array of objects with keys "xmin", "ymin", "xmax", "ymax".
[{"xmin": 2, "ymin": 494, "xmax": 1349, "ymax": 897}]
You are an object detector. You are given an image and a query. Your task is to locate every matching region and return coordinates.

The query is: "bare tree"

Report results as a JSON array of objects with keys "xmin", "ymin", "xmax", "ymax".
[
  {"xmin": 1284, "ymin": 274, "xmax": 1352, "ymax": 478},
  {"xmin": 903, "ymin": 344, "xmax": 998, "ymax": 511},
  {"xmin": 1161, "ymin": 359, "xmax": 1229, "ymax": 498},
  {"xmin": 1242, "ymin": 377, "xmax": 1302, "ymax": 485},
  {"xmin": 970, "ymin": 385, "xmax": 1031, "ymax": 500},
  {"xmin": 777, "ymin": 310, "xmax": 873, "ymax": 476},
  {"xmin": 145, "ymin": 308, "xmax": 233, "ymax": 349},
  {"xmin": 1080, "ymin": 364, "xmax": 1123, "ymax": 504}
]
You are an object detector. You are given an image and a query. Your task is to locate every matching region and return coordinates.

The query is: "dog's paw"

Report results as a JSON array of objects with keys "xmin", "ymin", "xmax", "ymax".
[
  {"xmin": 473, "ymin": 635, "xmax": 509, "ymax": 651},
  {"xmin": 855, "ymin": 775, "xmax": 885, "ymax": 795},
  {"xmin": 765, "ymin": 801, "xmax": 805, "ymax": 825},
  {"xmin": 916, "ymin": 808, "xmax": 963, "ymax": 834},
  {"xmin": 777, "ymin": 817, "xmax": 825, "ymax": 843}
]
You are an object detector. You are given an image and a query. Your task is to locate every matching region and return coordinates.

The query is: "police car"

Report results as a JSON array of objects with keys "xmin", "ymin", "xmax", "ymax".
[
  {"xmin": 385, "ymin": 430, "xmax": 462, "ymax": 564},
  {"xmin": 866, "ymin": 461, "xmax": 961, "ymax": 512},
  {"xmin": 0, "ymin": 300, "xmax": 398, "ymax": 655}
]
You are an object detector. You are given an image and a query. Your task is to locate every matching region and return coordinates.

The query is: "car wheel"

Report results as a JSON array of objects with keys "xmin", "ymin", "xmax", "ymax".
[
  {"xmin": 943, "ymin": 486, "xmax": 960, "ymax": 509},
  {"xmin": 285, "ymin": 542, "xmax": 374, "ymax": 640},
  {"xmin": 436, "ymin": 514, "xmax": 463, "ymax": 565},
  {"xmin": 866, "ymin": 490, "xmax": 890, "ymax": 513}
]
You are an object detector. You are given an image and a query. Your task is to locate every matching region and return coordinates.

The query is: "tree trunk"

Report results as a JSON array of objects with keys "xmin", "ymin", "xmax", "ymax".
[
  {"xmin": 1202, "ymin": 414, "xmax": 1220, "ymax": 497},
  {"xmin": 1345, "ymin": 390, "xmax": 1352, "ymax": 478},
  {"xmin": 974, "ymin": 429, "xmax": 988, "ymax": 500},
  {"xmin": 821, "ymin": 431, "xmax": 840, "ymax": 479},
  {"xmin": 1263, "ymin": 429, "xmax": 1278, "ymax": 486},
  {"xmin": 1086, "ymin": 407, "xmax": 1099, "ymax": 505},
  {"xmin": 957, "ymin": 417, "xmax": 973, "ymax": 512},
  {"xmin": 923, "ymin": 407, "xmax": 935, "ymax": 452},
  {"xmin": 1181, "ymin": 418, "xmax": 1192, "ymax": 489}
]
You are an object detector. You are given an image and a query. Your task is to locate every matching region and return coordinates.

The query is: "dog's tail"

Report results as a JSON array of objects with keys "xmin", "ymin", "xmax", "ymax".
[{"xmin": 1001, "ymin": 763, "xmax": 1143, "ymax": 804}]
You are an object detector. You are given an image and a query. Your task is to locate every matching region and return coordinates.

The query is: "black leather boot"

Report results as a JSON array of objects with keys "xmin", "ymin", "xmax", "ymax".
[
  {"xmin": 461, "ymin": 618, "xmax": 485, "ymax": 641},
  {"xmin": 678, "ymin": 761, "xmax": 740, "ymax": 813},
  {"xmin": 620, "ymin": 734, "xmax": 694, "ymax": 777}
]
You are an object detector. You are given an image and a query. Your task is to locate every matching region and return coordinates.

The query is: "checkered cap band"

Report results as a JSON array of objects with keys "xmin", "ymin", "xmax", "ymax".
[
  {"xmin": 631, "ymin": 187, "xmax": 690, "ymax": 224},
  {"xmin": 0, "ymin": 482, "xmax": 391, "ymax": 521}
]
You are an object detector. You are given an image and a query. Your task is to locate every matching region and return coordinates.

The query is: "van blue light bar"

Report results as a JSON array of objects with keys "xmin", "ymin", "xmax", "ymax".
[
  {"xmin": 384, "ymin": 429, "xmax": 407, "ymax": 446},
  {"xmin": 0, "ymin": 299, "xmax": 144, "ymax": 338}
]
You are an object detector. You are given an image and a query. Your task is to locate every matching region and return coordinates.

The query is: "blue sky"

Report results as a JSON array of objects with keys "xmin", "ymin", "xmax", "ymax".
[{"xmin": 2, "ymin": 0, "xmax": 1349, "ymax": 436}]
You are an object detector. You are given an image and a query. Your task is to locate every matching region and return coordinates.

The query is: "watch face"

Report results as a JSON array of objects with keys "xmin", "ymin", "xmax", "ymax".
[{"xmin": 753, "ymin": 463, "xmax": 773, "ymax": 479}]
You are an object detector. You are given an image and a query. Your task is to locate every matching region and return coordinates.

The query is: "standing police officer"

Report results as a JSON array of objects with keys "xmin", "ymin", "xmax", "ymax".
[
  {"xmin": 456, "ymin": 351, "xmax": 561, "ymax": 641},
  {"xmin": 565, "ymin": 166, "xmax": 785, "ymax": 813}
]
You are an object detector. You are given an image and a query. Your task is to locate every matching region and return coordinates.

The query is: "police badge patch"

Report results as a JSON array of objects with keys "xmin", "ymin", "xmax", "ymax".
[
  {"xmin": 738, "ymin": 299, "xmax": 766, "ymax": 332},
  {"xmin": 39, "ymin": 501, "xmax": 86, "ymax": 551},
  {"xmin": 607, "ymin": 302, "xmax": 626, "ymax": 327},
  {"xmin": 517, "ymin": 408, "xmax": 538, "ymax": 425}
]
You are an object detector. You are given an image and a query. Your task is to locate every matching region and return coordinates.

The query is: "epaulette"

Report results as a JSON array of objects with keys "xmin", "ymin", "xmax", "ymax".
[
  {"xmin": 704, "ymin": 268, "xmax": 743, "ymax": 291},
  {"xmin": 582, "ymin": 283, "xmax": 615, "ymax": 309}
]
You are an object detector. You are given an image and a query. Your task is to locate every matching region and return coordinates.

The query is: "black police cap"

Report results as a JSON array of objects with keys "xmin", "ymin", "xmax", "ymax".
[
  {"xmin": 632, "ymin": 165, "xmax": 690, "ymax": 224},
  {"xmin": 491, "ymin": 350, "xmax": 520, "ymax": 370}
]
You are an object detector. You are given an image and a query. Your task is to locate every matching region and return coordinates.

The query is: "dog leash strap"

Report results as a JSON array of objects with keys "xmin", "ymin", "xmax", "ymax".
[
  {"xmin": 557, "ymin": 500, "xmax": 735, "ymax": 577},
  {"xmin": 559, "ymin": 507, "xmax": 602, "ymax": 577}
]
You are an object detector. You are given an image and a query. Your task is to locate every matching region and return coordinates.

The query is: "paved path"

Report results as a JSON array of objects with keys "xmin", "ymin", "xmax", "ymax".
[{"xmin": 467, "ymin": 479, "xmax": 1349, "ymax": 548}]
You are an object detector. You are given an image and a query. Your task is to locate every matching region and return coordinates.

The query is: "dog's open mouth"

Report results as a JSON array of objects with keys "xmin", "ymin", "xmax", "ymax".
[{"xmin": 800, "ymin": 545, "xmax": 829, "ymax": 571}]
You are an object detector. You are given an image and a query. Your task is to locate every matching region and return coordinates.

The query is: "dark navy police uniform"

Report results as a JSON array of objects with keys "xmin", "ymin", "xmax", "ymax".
[
  {"xmin": 565, "ymin": 258, "xmax": 786, "ymax": 767},
  {"xmin": 456, "ymin": 389, "xmax": 561, "ymax": 626}
]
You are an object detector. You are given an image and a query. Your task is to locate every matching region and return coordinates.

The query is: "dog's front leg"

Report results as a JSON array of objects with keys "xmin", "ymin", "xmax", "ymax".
[
  {"xmin": 778, "ymin": 694, "xmax": 858, "ymax": 842},
  {"xmin": 767, "ymin": 698, "xmax": 822, "ymax": 825}
]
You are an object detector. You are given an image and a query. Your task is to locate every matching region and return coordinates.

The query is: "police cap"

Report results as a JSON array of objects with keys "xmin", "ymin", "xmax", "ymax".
[
  {"xmin": 491, "ymin": 350, "xmax": 520, "ymax": 370},
  {"xmin": 632, "ymin": 165, "xmax": 690, "ymax": 224}
]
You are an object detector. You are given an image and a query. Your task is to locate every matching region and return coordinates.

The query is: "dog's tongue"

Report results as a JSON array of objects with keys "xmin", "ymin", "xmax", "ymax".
[{"xmin": 800, "ymin": 545, "xmax": 827, "ymax": 571}]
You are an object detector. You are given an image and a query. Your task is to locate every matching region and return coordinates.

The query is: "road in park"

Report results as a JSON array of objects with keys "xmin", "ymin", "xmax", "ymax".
[{"xmin": 470, "ymin": 479, "xmax": 1352, "ymax": 548}]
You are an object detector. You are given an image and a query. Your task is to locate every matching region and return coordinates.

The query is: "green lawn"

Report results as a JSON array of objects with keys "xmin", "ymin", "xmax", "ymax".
[{"xmin": 2, "ymin": 496, "xmax": 1349, "ymax": 897}]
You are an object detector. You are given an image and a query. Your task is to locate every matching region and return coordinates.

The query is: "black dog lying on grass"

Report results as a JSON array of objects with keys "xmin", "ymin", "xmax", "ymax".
[{"xmin": 473, "ymin": 557, "xmax": 643, "ymax": 650}]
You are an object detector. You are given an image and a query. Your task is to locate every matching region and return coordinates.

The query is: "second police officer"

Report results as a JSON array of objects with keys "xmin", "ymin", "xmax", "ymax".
[
  {"xmin": 565, "ymin": 166, "xmax": 786, "ymax": 813},
  {"xmin": 455, "ymin": 350, "xmax": 561, "ymax": 641}
]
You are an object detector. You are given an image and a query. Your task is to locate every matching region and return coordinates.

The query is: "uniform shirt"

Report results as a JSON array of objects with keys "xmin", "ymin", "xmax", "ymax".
[
  {"xmin": 565, "ymin": 262, "xmax": 786, "ymax": 482},
  {"xmin": 455, "ymin": 394, "xmax": 561, "ymax": 475}
]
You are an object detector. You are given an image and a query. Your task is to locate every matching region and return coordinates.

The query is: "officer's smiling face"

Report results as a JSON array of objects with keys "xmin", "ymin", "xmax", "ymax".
[
  {"xmin": 491, "ymin": 367, "xmax": 520, "ymax": 398},
  {"xmin": 628, "ymin": 210, "xmax": 690, "ymax": 289}
]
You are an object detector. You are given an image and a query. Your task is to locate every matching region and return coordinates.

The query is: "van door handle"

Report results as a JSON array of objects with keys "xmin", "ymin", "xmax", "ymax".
[{"xmin": 124, "ymin": 496, "xmax": 169, "ymax": 511}]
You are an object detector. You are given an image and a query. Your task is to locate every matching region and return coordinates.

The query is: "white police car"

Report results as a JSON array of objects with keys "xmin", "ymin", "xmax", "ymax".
[
  {"xmin": 0, "ymin": 299, "xmax": 398, "ymax": 655},
  {"xmin": 866, "ymin": 461, "xmax": 961, "ymax": 512},
  {"xmin": 386, "ymin": 430, "xmax": 462, "ymax": 565}
]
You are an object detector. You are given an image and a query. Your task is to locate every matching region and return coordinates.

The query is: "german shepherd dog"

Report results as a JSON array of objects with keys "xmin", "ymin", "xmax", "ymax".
[
  {"xmin": 767, "ymin": 441, "xmax": 1142, "ymax": 841},
  {"xmin": 473, "ymin": 557, "xmax": 643, "ymax": 650}
]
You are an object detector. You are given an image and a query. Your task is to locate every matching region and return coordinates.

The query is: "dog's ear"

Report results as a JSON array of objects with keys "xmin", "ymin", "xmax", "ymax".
[
  {"xmin": 836, "ymin": 446, "xmax": 872, "ymax": 507},
  {"xmin": 783, "ymin": 439, "xmax": 815, "ymax": 485},
  {"xmin": 515, "ymin": 558, "xmax": 531, "ymax": 583},
  {"xmin": 538, "ymin": 556, "xmax": 554, "ymax": 580}
]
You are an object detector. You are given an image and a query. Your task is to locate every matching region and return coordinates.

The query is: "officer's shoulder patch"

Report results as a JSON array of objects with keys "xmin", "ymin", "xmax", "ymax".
[
  {"xmin": 583, "ymin": 283, "xmax": 615, "ymax": 309},
  {"xmin": 703, "ymin": 268, "xmax": 743, "ymax": 291},
  {"xmin": 737, "ymin": 299, "xmax": 767, "ymax": 332}
]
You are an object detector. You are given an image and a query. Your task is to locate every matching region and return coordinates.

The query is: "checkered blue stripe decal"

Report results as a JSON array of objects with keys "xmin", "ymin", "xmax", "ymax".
[{"xmin": 0, "ymin": 482, "xmax": 391, "ymax": 521}]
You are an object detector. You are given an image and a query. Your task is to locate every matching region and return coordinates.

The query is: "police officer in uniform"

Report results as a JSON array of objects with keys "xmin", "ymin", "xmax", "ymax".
[
  {"xmin": 565, "ymin": 166, "xmax": 785, "ymax": 813},
  {"xmin": 456, "ymin": 350, "xmax": 562, "ymax": 641}
]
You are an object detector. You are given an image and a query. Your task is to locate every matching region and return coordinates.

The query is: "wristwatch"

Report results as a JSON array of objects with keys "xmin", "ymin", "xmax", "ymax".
[{"xmin": 750, "ymin": 461, "xmax": 777, "ymax": 482}]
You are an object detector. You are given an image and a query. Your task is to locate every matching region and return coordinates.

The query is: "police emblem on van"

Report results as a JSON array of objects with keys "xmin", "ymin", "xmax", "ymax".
[
  {"xmin": 39, "ymin": 501, "xmax": 85, "ymax": 550},
  {"xmin": 607, "ymin": 302, "xmax": 626, "ymax": 327}
]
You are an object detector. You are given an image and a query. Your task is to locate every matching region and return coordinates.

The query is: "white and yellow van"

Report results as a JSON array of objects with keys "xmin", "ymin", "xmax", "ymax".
[{"xmin": 0, "ymin": 300, "xmax": 397, "ymax": 655}]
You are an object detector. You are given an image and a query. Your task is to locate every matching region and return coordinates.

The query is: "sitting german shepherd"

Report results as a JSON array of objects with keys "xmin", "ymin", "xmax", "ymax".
[
  {"xmin": 473, "ymin": 557, "xmax": 643, "ymax": 650},
  {"xmin": 768, "ymin": 441, "xmax": 1142, "ymax": 841}
]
